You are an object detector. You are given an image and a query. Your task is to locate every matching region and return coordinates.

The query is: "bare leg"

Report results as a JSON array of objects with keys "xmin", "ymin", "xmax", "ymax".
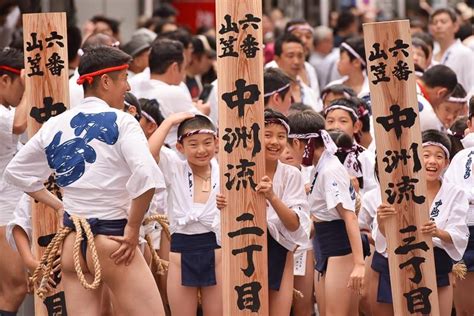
[
  {"xmin": 314, "ymin": 270, "xmax": 325, "ymax": 316},
  {"xmin": 200, "ymin": 249, "xmax": 223, "ymax": 316},
  {"xmin": 454, "ymin": 272, "xmax": 474, "ymax": 315},
  {"xmin": 324, "ymin": 254, "xmax": 358, "ymax": 316},
  {"xmin": 292, "ymin": 250, "xmax": 314, "ymax": 316},
  {"xmin": 167, "ymin": 252, "xmax": 199, "ymax": 316},
  {"xmin": 269, "ymin": 252, "xmax": 294, "ymax": 316},
  {"xmin": 437, "ymin": 274, "xmax": 453, "ymax": 316},
  {"xmin": 0, "ymin": 226, "xmax": 28, "ymax": 312},
  {"xmin": 368, "ymin": 267, "xmax": 393, "ymax": 316},
  {"xmin": 157, "ymin": 231, "xmax": 170, "ymax": 316}
]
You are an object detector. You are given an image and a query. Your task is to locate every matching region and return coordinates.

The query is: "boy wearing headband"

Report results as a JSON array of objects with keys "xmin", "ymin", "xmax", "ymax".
[
  {"xmin": 264, "ymin": 68, "xmax": 293, "ymax": 115},
  {"xmin": 372, "ymin": 129, "xmax": 468, "ymax": 316},
  {"xmin": 0, "ymin": 47, "xmax": 28, "ymax": 316},
  {"xmin": 217, "ymin": 109, "xmax": 311, "ymax": 316},
  {"xmin": 4, "ymin": 45, "xmax": 165, "ymax": 315},
  {"xmin": 148, "ymin": 112, "xmax": 222, "ymax": 316},
  {"xmin": 287, "ymin": 110, "xmax": 366, "ymax": 315},
  {"xmin": 435, "ymin": 83, "xmax": 468, "ymax": 131}
]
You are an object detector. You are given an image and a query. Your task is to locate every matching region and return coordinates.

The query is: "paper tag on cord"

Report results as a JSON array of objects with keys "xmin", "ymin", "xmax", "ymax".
[{"xmin": 293, "ymin": 250, "xmax": 307, "ymax": 276}]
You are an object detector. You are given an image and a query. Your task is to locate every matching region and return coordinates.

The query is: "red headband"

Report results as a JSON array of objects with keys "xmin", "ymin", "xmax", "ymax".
[
  {"xmin": 0, "ymin": 65, "xmax": 21, "ymax": 75},
  {"xmin": 77, "ymin": 64, "xmax": 129, "ymax": 85}
]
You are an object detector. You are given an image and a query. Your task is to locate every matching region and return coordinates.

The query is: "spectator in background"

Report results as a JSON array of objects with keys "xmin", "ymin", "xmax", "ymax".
[
  {"xmin": 154, "ymin": 19, "xmax": 178, "ymax": 34},
  {"xmin": 67, "ymin": 24, "xmax": 82, "ymax": 78},
  {"xmin": 310, "ymin": 25, "xmax": 341, "ymax": 90},
  {"xmin": 333, "ymin": 10, "xmax": 359, "ymax": 48},
  {"xmin": 185, "ymin": 35, "xmax": 215, "ymax": 100},
  {"xmin": 153, "ymin": 3, "xmax": 178, "ymax": 23},
  {"xmin": 90, "ymin": 15, "xmax": 121, "ymax": 41},
  {"xmin": 121, "ymin": 34, "xmax": 152, "ymax": 78},
  {"xmin": 412, "ymin": 37, "xmax": 431, "ymax": 73}
]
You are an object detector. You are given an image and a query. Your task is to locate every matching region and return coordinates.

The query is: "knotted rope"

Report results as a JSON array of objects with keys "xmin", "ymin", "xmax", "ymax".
[{"xmin": 143, "ymin": 214, "xmax": 171, "ymax": 275}]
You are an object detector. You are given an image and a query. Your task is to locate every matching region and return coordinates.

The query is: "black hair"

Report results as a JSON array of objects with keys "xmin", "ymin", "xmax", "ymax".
[
  {"xmin": 124, "ymin": 92, "xmax": 142, "ymax": 120},
  {"xmin": 0, "ymin": 47, "xmax": 23, "ymax": 79},
  {"xmin": 284, "ymin": 18, "xmax": 310, "ymax": 33},
  {"xmin": 287, "ymin": 110, "xmax": 325, "ymax": 147},
  {"xmin": 91, "ymin": 15, "xmax": 120, "ymax": 35},
  {"xmin": 421, "ymin": 65, "xmax": 457, "ymax": 92},
  {"xmin": 154, "ymin": 19, "xmax": 177, "ymax": 34},
  {"xmin": 412, "ymin": 32, "xmax": 434, "ymax": 50},
  {"xmin": 153, "ymin": 3, "xmax": 178, "ymax": 19},
  {"xmin": 157, "ymin": 28, "xmax": 192, "ymax": 50},
  {"xmin": 469, "ymin": 96, "xmax": 474, "ymax": 120},
  {"xmin": 421, "ymin": 129, "xmax": 452, "ymax": 157},
  {"xmin": 264, "ymin": 108, "xmax": 289, "ymax": 124},
  {"xmin": 450, "ymin": 83, "xmax": 467, "ymax": 99},
  {"xmin": 78, "ymin": 45, "xmax": 131, "ymax": 91},
  {"xmin": 430, "ymin": 7, "xmax": 458, "ymax": 24},
  {"xmin": 274, "ymin": 33, "xmax": 303, "ymax": 57},
  {"xmin": 149, "ymin": 39, "xmax": 184, "ymax": 75},
  {"xmin": 139, "ymin": 98, "xmax": 164, "ymax": 126},
  {"xmin": 289, "ymin": 102, "xmax": 313, "ymax": 113},
  {"xmin": 410, "ymin": 19, "xmax": 427, "ymax": 32},
  {"xmin": 325, "ymin": 98, "xmax": 359, "ymax": 123},
  {"xmin": 177, "ymin": 115, "xmax": 216, "ymax": 140},
  {"xmin": 451, "ymin": 115, "xmax": 468, "ymax": 135},
  {"xmin": 67, "ymin": 25, "xmax": 82, "ymax": 62},
  {"xmin": 264, "ymin": 67, "xmax": 292, "ymax": 105},
  {"xmin": 321, "ymin": 84, "xmax": 357, "ymax": 100},
  {"xmin": 340, "ymin": 36, "xmax": 366, "ymax": 70},
  {"xmin": 336, "ymin": 10, "xmax": 356, "ymax": 32},
  {"xmin": 412, "ymin": 37, "xmax": 430, "ymax": 59}
]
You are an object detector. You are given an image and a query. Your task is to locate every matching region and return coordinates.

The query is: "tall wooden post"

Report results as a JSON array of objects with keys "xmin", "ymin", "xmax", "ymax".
[
  {"xmin": 363, "ymin": 20, "xmax": 439, "ymax": 315},
  {"xmin": 216, "ymin": 1, "xmax": 269, "ymax": 315},
  {"xmin": 23, "ymin": 12, "xmax": 69, "ymax": 316}
]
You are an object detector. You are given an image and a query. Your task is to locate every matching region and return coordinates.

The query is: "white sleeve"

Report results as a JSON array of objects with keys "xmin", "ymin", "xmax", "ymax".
[
  {"xmin": 372, "ymin": 214, "xmax": 387, "ymax": 254},
  {"xmin": 119, "ymin": 116, "xmax": 165, "ymax": 199},
  {"xmin": 437, "ymin": 189, "xmax": 469, "ymax": 261},
  {"xmin": 6, "ymin": 194, "xmax": 32, "ymax": 251},
  {"xmin": 358, "ymin": 200, "xmax": 374, "ymax": 233},
  {"xmin": 157, "ymin": 146, "xmax": 182, "ymax": 186},
  {"xmin": 278, "ymin": 170, "xmax": 311, "ymax": 247},
  {"xmin": 322, "ymin": 165, "xmax": 356, "ymax": 212},
  {"xmin": 359, "ymin": 150, "xmax": 377, "ymax": 194},
  {"xmin": 3, "ymin": 129, "xmax": 52, "ymax": 192},
  {"xmin": 0, "ymin": 107, "xmax": 14, "ymax": 138}
]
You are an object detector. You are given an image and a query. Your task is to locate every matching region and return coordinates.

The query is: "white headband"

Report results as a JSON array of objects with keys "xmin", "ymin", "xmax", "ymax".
[
  {"xmin": 288, "ymin": 24, "xmax": 314, "ymax": 34},
  {"xmin": 324, "ymin": 104, "xmax": 359, "ymax": 120},
  {"xmin": 264, "ymin": 83, "xmax": 291, "ymax": 98},
  {"xmin": 141, "ymin": 110, "xmax": 156, "ymax": 125},
  {"xmin": 422, "ymin": 141, "xmax": 450, "ymax": 158},
  {"xmin": 341, "ymin": 42, "xmax": 366, "ymax": 67},
  {"xmin": 448, "ymin": 96, "xmax": 468, "ymax": 103},
  {"xmin": 288, "ymin": 130, "xmax": 338, "ymax": 154},
  {"xmin": 265, "ymin": 118, "xmax": 290, "ymax": 134}
]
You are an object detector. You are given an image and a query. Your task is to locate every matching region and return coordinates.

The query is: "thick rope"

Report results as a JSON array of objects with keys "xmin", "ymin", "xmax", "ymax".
[
  {"xmin": 145, "ymin": 234, "xmax": 169, "ymax": 275},
  {"xmin": 293, "ymin": 288, "xmax": 304, "ymax": 299},
  {"xmin": 355, "ymin": 192, "xmax": 362, "ymax": 216},
  {"xmin": 453, "ymin": 262, "xmax": 467, "ymax": 280},
  {"xmin": 143, "ymin": 214, "xmax": 170, "ymax": 240},
  {"xmin": 30, "ymin": 215, "xmax": 102, "ymax": 299}
]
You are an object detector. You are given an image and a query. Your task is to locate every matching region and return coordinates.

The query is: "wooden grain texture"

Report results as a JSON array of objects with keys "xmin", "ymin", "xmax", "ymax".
[
  {"xmin": 216, "ymin": 1, "xmax": 269, "ymax": 315},
  {"xmin": 363, "ymin": 20, "xmax": 439, "ymax": 315},
  {"xmin": 23, "ymin": 12, "xmax": 69, "ymax": 316}
]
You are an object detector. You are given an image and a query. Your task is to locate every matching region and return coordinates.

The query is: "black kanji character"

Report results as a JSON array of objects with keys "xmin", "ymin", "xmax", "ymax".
[
  {"xmin": 43, "ymin": 291, "xmax": 67, "ymax": 316},
  {"xmin": 368, "ymin": 43, "xmax": 388, "ymax": 61},
  {"xmin": 386, "ymin": 176, "xmax": 426, "ymax": 205},
  {"xmin": 224, "ymin": 159, "xmax": 258, "ymax": 191},
  {"xmin": 219, "ymin": 36, "xmax": 239, "ymax": 58},
  {"xmin": 382, "ymin": 143, "xmax": 422, "ymax": 173},
  {"xmin": 219, "ymin": 14, "xmax": 239, "ymax": 34},
  {"xmin": 235, "ymin": 282, "xmax": 262, "ymax": 312},
  {"xmin": 30, "ymin": 97, "xmax": 67, "ymax": 123},
  {"xmin": 376, "ymin": 104, "xmax": 417, "ymax": 139},
  {"xmin": 27, "ymin": 53, "xmax": 44, "ymax": 77},
  {"xmin": 240, "ymin": 34, "xmax": 260, "ymax": 58},
  {"xmin": 399, "ymin": 256, "xmax": 426, "ymax": 284},
  {"xmin": 403, "ymin": 287, "xmax": 432, "ymax": 314},
  {"xmin": 46, "ymin": 52, "xmax": 65, "ymax": 76},
  {"xmin": 464, "ymin": 151, "xmax": 474, "ymax": 179},
  {"xmin": 228, "ymin": 213, "xmax": 265, "ymax": 238},
  {"xmin": 395, "ymin": 225, "xmax": 430, "ymax": 255},
  {"xmin": 392, "ymin": 60, "xmax": 412, "ymax": 81},
  {"xmin": 370, "ymin": 62, "xmax": 390, "ymax": 84},
  {"xmin": 238, "ymin": 13, "xmax": 261, "ymax": 30},
  {"xmin": 222, "ymin": 79, "xmax": 261, "ymax": 117},
  {"xmin": 44, "ymin": 174, "xmax": 63, "ymax": 200},
  {"xmin": 232, "ymin": 244, "xmax": 263, "ymax": 277},
  {"xmin": 389, "ymin": 39, "xmax": 410, "ymax": 58},
  {"xmin": 430, "ymin": 199, "xmax": 442, "ymax": 220},
  {"xmin": 45, "ymin": 31, "xmax": 64, "ymax": 48},
  {"xmin": 26, "ymin": 32, "xmax": 43, "ymax": 51},
  {"xmin": 223, "ymin": 123, "xmax": 261, "ymax": 157}
]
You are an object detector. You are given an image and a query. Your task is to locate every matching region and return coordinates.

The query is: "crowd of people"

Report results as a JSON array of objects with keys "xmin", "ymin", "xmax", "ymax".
[{"xmin": 0, "ymin": 1, "xmax": 474, "ymax": 315}]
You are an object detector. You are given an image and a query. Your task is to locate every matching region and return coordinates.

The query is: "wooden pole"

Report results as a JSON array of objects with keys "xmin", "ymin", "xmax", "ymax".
[
  {"xmin": 363, "ymin": 20, "xmax": 439, "ymax": 315},
  {"xmin": 23, "ymin": 12, "xmax": 69, "ymax": 316},
  {"xmin": 216, "ymin": 1, "xmax": 269, "ymax": 315}
]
